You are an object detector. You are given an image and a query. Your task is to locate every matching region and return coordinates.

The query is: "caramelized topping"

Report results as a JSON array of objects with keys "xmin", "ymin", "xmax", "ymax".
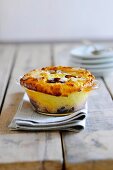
[{"xmin": 20, "ymin": 66, "xmax": 96, "ymax": 96}]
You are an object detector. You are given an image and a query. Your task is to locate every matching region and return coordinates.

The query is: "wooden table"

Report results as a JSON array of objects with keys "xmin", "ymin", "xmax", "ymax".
[{"xmin": 0, "ymin": 43, "xmax": 113, "ymax": 170}]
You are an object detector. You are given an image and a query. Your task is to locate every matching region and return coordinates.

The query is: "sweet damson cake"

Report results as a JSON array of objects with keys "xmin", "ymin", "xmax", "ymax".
[{"xmin": 20, "ymin": 66, "xmax": 97, "ymax": 115}]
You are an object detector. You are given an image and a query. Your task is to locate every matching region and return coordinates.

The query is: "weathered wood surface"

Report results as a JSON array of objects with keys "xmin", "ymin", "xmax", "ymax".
[
  {"xmin": 0, "ymin": 45, "xmax": 16, "ymax": 111},
  {"xmin": 1, "ymin": 43, "xmax": 113, "ymax": 170},
  {"xmin": 53, "ymin": 44, "xmax": 113, "ymax": 170},
  {"xmin": 0, "ymin": 133, "xmax": 62, "ymax": 170},
  {"xmin": 103, "ymin": 73, "xmax": 113, "ymax": 98},
  {"xmin": 0, "ymin": 44, "xmax": 63, "ymax": 170}
]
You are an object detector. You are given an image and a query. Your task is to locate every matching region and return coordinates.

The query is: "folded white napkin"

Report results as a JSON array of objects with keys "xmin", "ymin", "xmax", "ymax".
[{"xmin": 9, "ymin": 94, "xmax": 87, "ymax": 132}]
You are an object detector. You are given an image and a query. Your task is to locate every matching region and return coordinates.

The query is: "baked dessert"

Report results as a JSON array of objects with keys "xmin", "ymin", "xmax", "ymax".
[{"xmin": 20, "ymin": 66, "xmax": 97, "ymax": 115}]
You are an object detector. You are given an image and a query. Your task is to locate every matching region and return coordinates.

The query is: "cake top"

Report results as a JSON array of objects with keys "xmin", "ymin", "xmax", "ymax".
[{"xmin": 20, "ymin": 66, "xmax": 96, "ymax": 96}]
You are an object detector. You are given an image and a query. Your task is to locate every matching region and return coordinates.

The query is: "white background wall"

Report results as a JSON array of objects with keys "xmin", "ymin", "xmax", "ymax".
[{"xmin": 0, "ymin": 0, "xmax": 113, "ymax": 42}]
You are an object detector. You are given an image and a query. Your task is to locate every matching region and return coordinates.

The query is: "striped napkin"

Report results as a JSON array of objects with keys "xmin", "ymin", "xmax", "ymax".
[{"xmin": 9, "ymin": 94, "xmax": 87, "ymax": 132}]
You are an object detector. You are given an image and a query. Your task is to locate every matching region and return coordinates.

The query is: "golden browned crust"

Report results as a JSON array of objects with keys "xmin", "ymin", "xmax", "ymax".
[{"xmin": 20, "ymin": 66, "xmax": 95, "ymax": 96}]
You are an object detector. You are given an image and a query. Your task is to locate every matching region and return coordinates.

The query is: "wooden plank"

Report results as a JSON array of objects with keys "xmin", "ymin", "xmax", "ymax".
[
  {"xmin": 53, "ymin": 43, "xmax": 113, "ymax": 170},
  {"xmin": 63, "ymin": 130, "xmax": 113, "ymax": 170},
  {"xmin": 53, "ymin": 43, "xmax": 80, "ymax": 66},
  {"xmin": 0, "ymin": 45, "xmax": 16, "ymax": 112},
  {"xmin": 0, "ymin": 133, "xmax": 62, "ymax": 170},
  {"xmin": 0, "ymin": 44, "xmax": 63, "ymax": 170},
  {"xmin": 86, "ymin": 78, "xmax": 113, "ymax": 132},
  {"xmin": 103, "ymin": 73, "xmax": 113, "ymax": 98},
  {"xmin": 88, "ymin": 78, "xmax": 113, "ymax": 112}
]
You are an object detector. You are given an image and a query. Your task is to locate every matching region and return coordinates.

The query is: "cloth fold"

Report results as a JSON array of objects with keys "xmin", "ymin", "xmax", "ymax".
[{"xmin": 9, "ymin": 94, "xmax": 87, "ymax": 132}]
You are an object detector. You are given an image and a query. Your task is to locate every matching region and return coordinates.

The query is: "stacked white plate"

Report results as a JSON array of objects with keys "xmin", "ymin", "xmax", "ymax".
[{"xmin": 70, "ymin": 44, "xmax": 113, "ymax": 77}]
